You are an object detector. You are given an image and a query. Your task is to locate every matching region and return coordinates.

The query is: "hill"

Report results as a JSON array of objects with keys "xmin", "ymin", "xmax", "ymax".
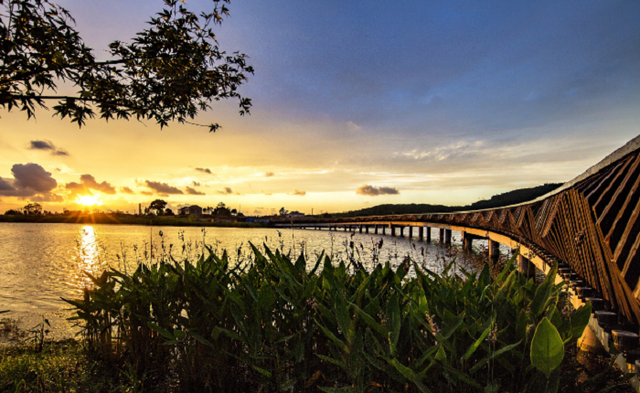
[{"xmin": 335, "ymin": 183, "xmax": 562, "ymax": 217}]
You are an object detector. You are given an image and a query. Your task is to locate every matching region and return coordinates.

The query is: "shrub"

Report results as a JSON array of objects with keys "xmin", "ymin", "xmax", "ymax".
[{"xmin": 66, "ymin": 246, "xmax": 590, "ymax": 392}]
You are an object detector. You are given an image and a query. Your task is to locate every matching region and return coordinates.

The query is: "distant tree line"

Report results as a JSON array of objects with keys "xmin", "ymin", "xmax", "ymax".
[
  {"xmin": 4, "ymin": 202, "xmax": 45, "ymax": 215},
  {"xmin": 335, "ymin": 183, "xmax": 562, "ymax": 217}
]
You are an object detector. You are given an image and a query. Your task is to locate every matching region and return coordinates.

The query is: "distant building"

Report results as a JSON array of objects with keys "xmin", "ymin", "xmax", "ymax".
[{"xmin": 178, "ymin": 205, "xmax": 203, "ymax": 216}]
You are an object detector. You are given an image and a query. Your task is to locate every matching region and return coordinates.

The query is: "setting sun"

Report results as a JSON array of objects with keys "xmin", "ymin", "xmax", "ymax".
[{"xmin": 76, "ymin": 195, "xmax": 103, "ymax": 206}]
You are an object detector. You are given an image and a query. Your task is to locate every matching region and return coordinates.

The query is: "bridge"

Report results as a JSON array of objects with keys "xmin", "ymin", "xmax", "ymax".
[{"xmin": 276, "ymin": 135, "xmax": 640, "ymax": 332}]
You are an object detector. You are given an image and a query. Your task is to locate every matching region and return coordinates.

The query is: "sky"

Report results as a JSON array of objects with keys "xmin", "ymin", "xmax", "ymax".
[{"xmin": 1, "ymin": 0, "xmax": 639, "ymax": 216}]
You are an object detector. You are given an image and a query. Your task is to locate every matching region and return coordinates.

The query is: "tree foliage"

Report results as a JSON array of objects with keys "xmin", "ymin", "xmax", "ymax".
[
  {"xmin": 22, "ymin": 202, "xmax": 42, "ymax": 215},
  {"xmin": 0, "ymin": 0, "xmax": 253, "ymax": 131},
  {"xmin": 212, "ymin": 202, "xmax": 231, "ymax": 216},
  {"xmin": 149, "ymin": 199, "xmax": 167, "ymax": 215}
]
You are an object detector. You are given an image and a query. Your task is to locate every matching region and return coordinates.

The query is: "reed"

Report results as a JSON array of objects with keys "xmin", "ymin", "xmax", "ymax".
[{"xmin": 65, "ymin": 246, "xmax": 592, "ymax": 392}]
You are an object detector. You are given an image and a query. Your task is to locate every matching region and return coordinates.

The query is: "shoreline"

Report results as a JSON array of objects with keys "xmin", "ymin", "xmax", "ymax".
[{"xmin": 0, "ymin": 213, "xmax": 270, "ymax": 228}]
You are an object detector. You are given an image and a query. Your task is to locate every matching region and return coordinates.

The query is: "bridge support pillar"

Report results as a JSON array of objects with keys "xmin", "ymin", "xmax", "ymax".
[
  {"xmin": 462, "ymin": 232, "xmax": 473, "ymax": 251},
  {"xmin": 365, "ymin": 226, "xmax": 369, "ymax": 234},
  {"xmin": 419, "ymin": 227, "xmax": 424, "ymax": 240},
  {"xmin": 359, "ymin": 226, "xmax": 362, "ymax": 233},
  {"xmin": 444, "ymin": 229, "xmax": 452, "ymax": 245},
  {"xmin": 390, "ymin": 224, "xmax": 395, "ymax": 236},
  {"xmin": 489, "ymin": 240, "xmax": 500, "ymax": 258},
  {"xmin": 439, "ymin": 228, "xmax": 444, "ymax": 243},
  {"xmin": 517, "ymin": 254, "xmax": 536, "ymax": 278},
  {"xmin": 374, "ymin": 225, "xmax": 379, "ymax": 234},
  {"xmin": 426, "ymin": 227, "xmax": 431, "ymax": 243}
]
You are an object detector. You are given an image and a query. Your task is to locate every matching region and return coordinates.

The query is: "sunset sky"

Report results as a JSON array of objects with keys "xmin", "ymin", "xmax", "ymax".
[{"xmin": 1, "ymin": 0, "xmax": 639, "ymax": 216}]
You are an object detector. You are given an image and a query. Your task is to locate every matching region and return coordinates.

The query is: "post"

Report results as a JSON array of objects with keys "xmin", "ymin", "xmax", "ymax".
[
  {"xmin": 462, "ymin": 232, "xmax": 472, "ymax": 251},
  {"xmin": 517, "ymin": 254, "xmax": 536, "ymax": 277},
  {"xmin": 359, "ymin": 225, "xmax": 363, "ymax": 233},
  {"xmin": 365, "ymin": 226, "xmax": 369, "ymax": 234},
  {"xmin": 444, "ymin": 229, "xmax": 452, "ymax": 245},
  {"xmin": 391, "ymin": 226, "xmax": 396, "ymax": 236},
  {"xmin": 426, "ymin": 227, "xmax": 431, "ymax": 243},
  {"xmin": 374, "ymin": 225, "xmax": 379, "ymax": 234},
  {"xmin": 419, "ymin": 226, "xmax": 424, "ymax": 240},
  {"xmin": 408, "ymin": 227, "xmax": 413, "ymax": 239},
  {"xmin": 489, "ymin": 239, "xmax": 500, "ymax": 258},
  {"xmin": 439, "ymin": 228, "xmax": 445, "ymax": 243}
]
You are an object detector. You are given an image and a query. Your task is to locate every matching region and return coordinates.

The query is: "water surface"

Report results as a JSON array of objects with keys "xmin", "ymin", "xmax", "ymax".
[{"xmin": 0, "ymin": 222, "xmax": 496, "ymax": 339}]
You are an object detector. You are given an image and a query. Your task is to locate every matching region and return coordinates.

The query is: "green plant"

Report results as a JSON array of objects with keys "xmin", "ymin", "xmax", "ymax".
[
  {"xmin": 66, "ymin": 246, "xmax": 591, "ymax": 392},
  {"xmin": 26, "ymin": 317, "xmax": 51, "ymax": 353}
]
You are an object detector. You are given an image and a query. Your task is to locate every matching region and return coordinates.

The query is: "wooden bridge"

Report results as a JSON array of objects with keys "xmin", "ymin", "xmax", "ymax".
[{"xmin": 276, "ymin": 136, "xmax": 640, "ymax": 331}]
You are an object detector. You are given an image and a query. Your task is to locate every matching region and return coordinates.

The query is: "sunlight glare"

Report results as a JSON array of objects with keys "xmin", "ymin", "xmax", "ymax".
[{"xmin": 76, "ymin": 195, "xmax": 103, "ymax": 206}]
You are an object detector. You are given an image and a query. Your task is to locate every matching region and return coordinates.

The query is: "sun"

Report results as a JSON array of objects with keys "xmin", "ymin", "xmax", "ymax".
[{"xmin": 76, "ymin": 195, "xmax": 103, "ymax": 206}]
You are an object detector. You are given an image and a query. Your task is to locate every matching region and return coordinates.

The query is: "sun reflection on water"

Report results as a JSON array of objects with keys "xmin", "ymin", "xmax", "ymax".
[{"xmin": 67, "ymin": 225, "xmax": 108, "ymax": 294}]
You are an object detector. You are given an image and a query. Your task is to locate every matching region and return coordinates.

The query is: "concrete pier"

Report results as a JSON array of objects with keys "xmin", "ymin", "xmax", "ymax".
[
  {"xmin": 462, "ymin": 231, "xmax": 473, "ymax": 251},
  {"xmin": 489, "ymin": 239, "xmax": 500, "ymax": 258},
  {"xmin": 517, "ymin": 254, "xmax": 536, "ymax": 278}
]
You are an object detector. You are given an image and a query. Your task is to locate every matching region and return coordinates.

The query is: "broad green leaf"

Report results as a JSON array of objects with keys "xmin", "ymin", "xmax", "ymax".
[
  {"xmin": 316, "ymin": 354, "xmax": 346, "ymax": 368},
  {"xmin": 469, "ymin": 341, "xmax": 521, "ymax": 374},
  {"xmin": 435, "ymin": 345, "xmax": 446, "ymax": 361},
  {"xmin": 464, "ymin": 320, "xmax": 492, "ymax": 360},
  {"xmin": 388, "ymin": 359, "xmax": 432, "ymax": 393},
  {"xmin": 570, "ymin": 302, "xmax": 592, "ymax": 341},
  {"xmin": 147, "ymin": 322, "xmax": 173, "ymax": 340},
  {"xmin": 252, "ymin": 365, "xmax": 272, "ymax": 378},
  {"xmin": 352, "ymin": 303, "xmax": 388, "ymax": 337},
  {"xmin": 530, "ymin": 317, "xmax": 564, "ymax": 376}
]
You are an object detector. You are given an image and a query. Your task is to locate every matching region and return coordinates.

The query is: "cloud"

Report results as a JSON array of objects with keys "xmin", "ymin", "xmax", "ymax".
[
  {"xmin": 218, "ymin": 187, "xmax": 234, "ymax": 195},
  {"xmin": 346, "ymin": 121, "xmax": 362, "ymax": 131},
  {"xmin": 28, "ymin": 140, "xmax": 69, "ymax": 156},
  {"xmin": 80, "ymin": 174, "xmax": 116, "ymax": 194},
  {"xmin": 0, "ymin": 163, "xmax": 60, "ymax": 200},
  {"xmin": 140, "ymin": 191, "xmax": 153, "ymax": 196},
  {"xmin": 289, "ymin": 189, "xmax": 306, "ymax": 196},
  {"xmin": 195, "ymin": 167, "xmax": 212, "ymax": 174},
  {"xmin": 192, "ymin": 181, "xmax": 201, "ymax": 187},
  {"xmin": 185, "ymin": 186, "xmax": 205, "ymax": 195},
  {"xmin": 0, "ymin": 177, "xmax": 15, "ymax": 192},
  {"xmin": 144, "ymin": 180, "xmax": 184, "ymax": 197},
  {"xmin": 356, "ymin": 184, "xmax": 400, "ymax": 196},
  {"xmin": 265, "ymin": 171, "xmax": 275, "ymax": 177},
  {"xmin": 120, "ymin": 186, "xmax": 135, "ymax": 194},
  {"xmin": 65, "ymin": 174, "xmax": 116, "ymax": 196},
  {"xmin": 65, "ymin": 182, "xmax": 86, "ymax": 195},
  {"xmin": 30, "ymin": 193, "xmax": 64, "ymax": 202}
]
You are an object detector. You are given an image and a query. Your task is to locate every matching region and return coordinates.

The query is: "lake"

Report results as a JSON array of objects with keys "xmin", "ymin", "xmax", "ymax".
[{"xmin": 0, "ymin": 222, "xmax": 498, "ymax": 339}]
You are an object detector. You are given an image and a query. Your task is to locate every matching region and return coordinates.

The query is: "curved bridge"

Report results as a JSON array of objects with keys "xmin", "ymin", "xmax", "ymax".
[{"xmin": 278, "ymin": 136, "xmax": 640, "ymax": 326}]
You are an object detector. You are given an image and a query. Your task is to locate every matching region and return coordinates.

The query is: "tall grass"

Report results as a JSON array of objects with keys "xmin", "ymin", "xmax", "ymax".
[{"xmin": 66, "ymin": 245, "xmax": 591, "ymax": 392}]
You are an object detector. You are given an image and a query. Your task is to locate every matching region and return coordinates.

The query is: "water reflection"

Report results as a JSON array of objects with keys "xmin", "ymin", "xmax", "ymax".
[
  {"xmin": 67, "ymin": 226, "xmax": 107, "ymax": 296},
  {"xmin": 0, "ymin": 223, "xmax": 500, "ymax": 340}
]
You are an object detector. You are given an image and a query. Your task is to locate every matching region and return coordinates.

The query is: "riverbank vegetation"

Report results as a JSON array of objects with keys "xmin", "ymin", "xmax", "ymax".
[
  {"xmin": 46, "ymin": 248, "xmax": 628, "ymax": 392},
  {"xmin": 1, "ymin": 248, "xmax": 633, "ymax": 392}
]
